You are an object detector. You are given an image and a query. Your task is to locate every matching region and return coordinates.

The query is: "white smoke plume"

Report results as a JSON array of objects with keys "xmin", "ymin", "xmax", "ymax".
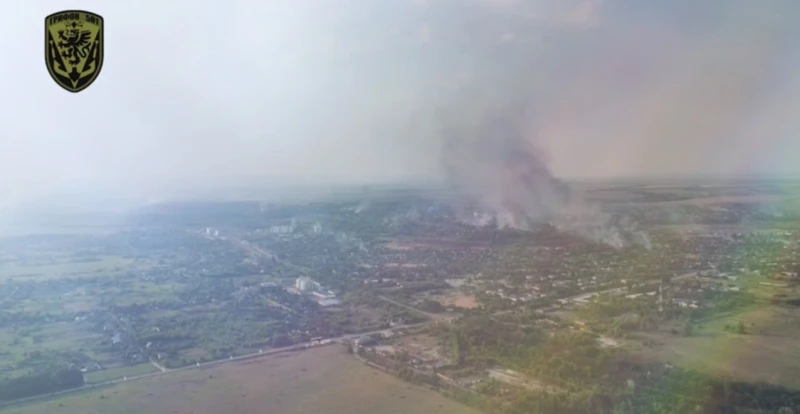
[
  {"xmin": 551, "ymin": 207, "xmax": 653, "ymax": 250},
  {"xmin": 354, "ymin": 200, "xmax": 371, "ymax": 214},
  {"xmin": 441, "ymin": 102, "xmax": 570, "ymax": 229},
  {"xmin": 439, "ymin": 101, "xmax": 651, "ymax": 249}
]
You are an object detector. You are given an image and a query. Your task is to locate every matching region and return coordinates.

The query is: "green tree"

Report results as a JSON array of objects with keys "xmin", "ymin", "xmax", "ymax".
[
  {"xmin": 681, "ymin": 320, "xmax": 693, "ymax": 337},
  {"xmin": 736, "ymin": 319, "xmax": 746, "ymax": 334},
  {"xmin": 450, "ymin": 331, "xmax": 462, "ymax": 365}
]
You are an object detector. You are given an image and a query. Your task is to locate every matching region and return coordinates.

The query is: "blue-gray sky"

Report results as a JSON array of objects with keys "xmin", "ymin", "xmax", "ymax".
[{"xmin": 1, "ymin": 0, "xmax": 799, "ymax": 209}]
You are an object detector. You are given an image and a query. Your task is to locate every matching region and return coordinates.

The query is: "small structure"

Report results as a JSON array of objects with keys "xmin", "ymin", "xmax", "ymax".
[
  {"xmin": 296, "ymin": 276, "xmax": 313, "ymax": 291},
  {"xmin": 318, "ymin": 298, "xmax": 341, "ymax": 307}
]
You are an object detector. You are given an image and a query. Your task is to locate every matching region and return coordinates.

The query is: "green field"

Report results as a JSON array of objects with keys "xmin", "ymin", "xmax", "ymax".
[
  {"xmin": 85, "ymin": 364, "xmax": 159, "ymax": 384},
  {"xmin": 0, "ymin": 224, "xmax": 120, "ymax": 238},
  {"xmin": 0, "ymin": 323, "xmax": 104, "ymax": 379},
  {"xmin": 627, "ymin": 275, "xmax": 800, "ymax": 387},
  {"xmin": 5, "ymin": 346, "xmax": 478, "ymax": 414},
  {"xmin": 0, "ymin": 256, "xmax": 135, "ymax": 283},
  {"xmin": 632, "ymin": 304, "xmax": 800, "ymax": 388}
]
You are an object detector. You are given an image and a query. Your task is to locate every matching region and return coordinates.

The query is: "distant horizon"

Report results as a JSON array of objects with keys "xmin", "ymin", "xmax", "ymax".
[
  {"xmin": 4, "ymin": 1, "xmax": 800, "ymax": 211},
  {"xmin": 2, "ymin": 171, "xmax": 800, "ymax": 217}
]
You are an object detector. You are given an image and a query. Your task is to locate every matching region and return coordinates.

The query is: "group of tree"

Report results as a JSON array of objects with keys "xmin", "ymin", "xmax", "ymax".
[
  {"xmin": 723, "ymin": 320, "xmax": 748, "ymax": 335},
  {"xmin": 0, "ymin": 367, "xmax": 84, "ymax": 402},
  {"xmin": 441, "ymin": 315, "xmax": 543, "ymax": 368},
  {"xmin": 419, "ymin": 299, "xmax": 445, "ymax": 313}
]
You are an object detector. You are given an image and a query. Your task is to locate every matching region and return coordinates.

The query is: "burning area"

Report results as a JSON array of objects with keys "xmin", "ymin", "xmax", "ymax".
[{"xmin": 439, "ymin": 101, "xmax": 650, "ymax": 249}]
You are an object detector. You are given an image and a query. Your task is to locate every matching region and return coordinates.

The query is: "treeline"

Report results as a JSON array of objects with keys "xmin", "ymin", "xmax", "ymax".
[
  {"xmin": 771, "ymin": 294, "xmax": 800, "ymax": 307},
  {"xmin": 608, "ymin": 367, "xmax": 800, "ymax": 414},
  {"xmin": 619, "ymin": 367, "xmax": 800, "ymax": 414},
  {"xmin": 525, "ymin": 331, "xmax": 620, "ymax": 390},
  {"xmin": 574, "ymin": 290, "xmax": 758, "ymax": 339},
  {"xmin": 500, "ymin": 366, "xmax": 800, "ymax": 414},
  {"xmin": 436, "ymin": 315, "xmax": 800, "ymax": 413},
  {"xmin": 504, "ymin": 390, "xmax": 614, "ymax": 414},
  {"xmin": 443, "ymin": 315, "xmax": 544, "ymax": 367},
  {"xmin": 343, "ymin": 290, "xmax": 427, "ymax": 323},
  {"xmin": 442, "ymin": 386, "xmax": 503, "ymax": 413},
  {"xmin": 0, "ymin": 368, "xmax": 84, "ymax": 402},
  {"xmin": 692, "ymin": 292, "xmax": 757, "ymax": 319},
  {"xmin": 356, "ymin": 346, "xmax": 503, "ymax": 413}
]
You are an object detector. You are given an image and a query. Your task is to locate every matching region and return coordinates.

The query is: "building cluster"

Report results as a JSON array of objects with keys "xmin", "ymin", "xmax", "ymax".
[{"xmin": 292, "ymin": 276, "xmax": 340, "ymax": 306}]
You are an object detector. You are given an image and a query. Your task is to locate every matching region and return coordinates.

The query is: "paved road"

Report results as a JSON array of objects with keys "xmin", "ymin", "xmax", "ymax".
[
  {"xmin": 492, "ymin": 270, "xmax": 706, "ymax": 317},
  {"xmin": 226, "ymin": 233, "xmax": 311, "ymax": 274},
  {"xmin": 227, "ymin": 235, "xmax": 276, "ymax": 261},
  {"xmin": 0, "ymin": 286, "xmax": 19, "ymax": 306},
  {"xmin": 0, "ymin": 322, "xmax": 428, "ymax": 410},
  {"xmin": 2, "ymin": 266, "xmax": 708, "ymax": 409},
  {"xmin": 148, "ymin": 357, "xmax": 167, "ymax": 373},
  {"xmin": 378, "ymin": 295, "xmax": 451, "ymax": 321}
]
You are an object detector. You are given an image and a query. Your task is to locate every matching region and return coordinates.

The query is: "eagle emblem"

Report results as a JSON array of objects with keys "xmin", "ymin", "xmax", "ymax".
[{"xmin": 45, "ymin": 10, "xmax": 104, "ymax": 93}]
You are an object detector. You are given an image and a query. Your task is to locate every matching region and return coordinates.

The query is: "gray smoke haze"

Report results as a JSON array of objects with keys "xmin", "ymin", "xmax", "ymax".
[
  {"xmin": 3, "ymin": 0, "xmax": 800, "ymax": 212},
  {"xmin": 439, "ymin": 100, "xmax": 652, "ymax": 248},
  {"xmin": 440, "ymin": 101, "xmax": 570, "ymax": 229}
]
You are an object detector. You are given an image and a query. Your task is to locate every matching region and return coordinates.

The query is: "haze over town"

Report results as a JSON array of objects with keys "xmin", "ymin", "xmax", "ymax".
[
  {"xmin": 5, "ymin": 2, "xmax": 800, "ymax": 414},
  {"xmin": 1, "ymin": 0, "xmax": 800, "ymax": 211}
]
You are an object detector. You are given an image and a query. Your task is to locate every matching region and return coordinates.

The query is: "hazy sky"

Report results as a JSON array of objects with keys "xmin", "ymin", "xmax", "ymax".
[{"xmin": 1, "ymin": 0, "xmax": 799, "ymax": 207}]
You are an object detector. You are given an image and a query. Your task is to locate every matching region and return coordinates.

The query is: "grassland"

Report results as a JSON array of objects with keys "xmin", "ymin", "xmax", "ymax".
[
  {"xmin": 630, "ymin": 282, "xmax": 800, "ymax": 389},
  {"xmin": 0, "ymin": 322, "xmax": 105, "ymax": 377},
  {"xmin": 84, "ymin": 363, "xmax": 159, "ymax": 384},
  {"xmin": 0, "ymin": 256, "xmax": 135, "ymax": 283},
  {"xmin": 583, "ymin": 180, "xmax": 800, "ymax": 206},
  {"xmin": 5, "ymin": 346, "xmax": 478, "ymax": 414}
]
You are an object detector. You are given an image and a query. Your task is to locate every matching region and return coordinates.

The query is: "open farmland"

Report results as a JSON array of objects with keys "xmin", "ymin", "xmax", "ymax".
[
  {"xmin": 0, "ymin": 256, "xmax": 135, "ymax": 283},
  {"xmin": 631, "ymin": 304, "xmax": 800, "ymax": 388},
  {"xmin": 5, "ymin": 179, "xmax": 800, "ymax": 413},
  {"xmin": 581, "ymin": 179, "xmax": 799, "ymax": 206},
  {"xmin": 627, "ymin": 279, "xmax": 800, "ymax": 388},
  {"xmin": 5, "ymin": 346, "xmax": 478, "ymax": 414}
]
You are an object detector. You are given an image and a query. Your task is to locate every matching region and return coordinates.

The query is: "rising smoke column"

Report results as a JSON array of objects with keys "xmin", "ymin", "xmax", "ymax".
[
  {"xmin": 440, "ymin": 102, "xmax": 571, "ymax": 229},
  {"xmin": 439, "ymin": 101, "xmax": 652, "ymax": 249}
]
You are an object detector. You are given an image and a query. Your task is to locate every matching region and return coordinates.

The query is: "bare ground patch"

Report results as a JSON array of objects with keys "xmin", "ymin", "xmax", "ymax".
[
  {"xmin": 7, "ymin": 346, "xmax": 478, "ymax": 414},
  {"xmin": 438, "ymin": 292, "xmax": 480, "ymax": 309},
  {"xmin": 385, "ymin": 238, "xmax": 491, "ymax": 251}
]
